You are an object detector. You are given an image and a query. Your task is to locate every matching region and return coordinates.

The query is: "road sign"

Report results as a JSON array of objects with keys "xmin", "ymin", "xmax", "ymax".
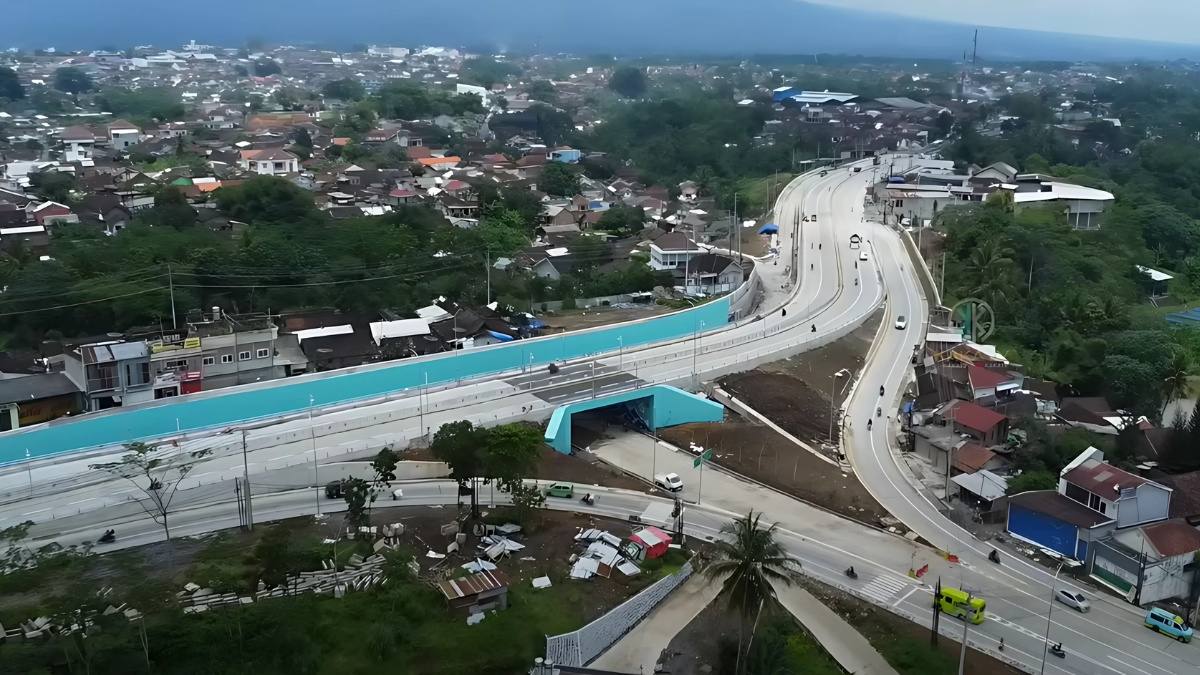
[{"xmin": 693, "ymin": 449, "xmax": 712, "ymax": 468}]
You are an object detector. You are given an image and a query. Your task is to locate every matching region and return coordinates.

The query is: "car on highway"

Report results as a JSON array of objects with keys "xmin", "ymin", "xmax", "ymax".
[
  {"xmin": 852, "ymin": 167, "xmax": 862, "ymax": 173},
  {"xmin": 1055, "ymin": 589, "xmax": 1089, "ymax": 612},
  {"xmin": 324, "ymin": 480, "xmax": 345, "ymax": 499},
  {"xmin": 654, "ymin": 473, "xmax": 684, "ymax": 492},
  {"xmin": 390, "ymin": 488, "xmax": 404, "ymax": 500},
  {"xmin": 894, "ymin": 316, "xmax": 907, "ymax": 330},
  {"xmin": 1145, "ymin": 607, "xmax": 1193, "ymax": 642},
  {"xmin": 544, "ymin": 482, "xmax": 574, "ymax": 498}
]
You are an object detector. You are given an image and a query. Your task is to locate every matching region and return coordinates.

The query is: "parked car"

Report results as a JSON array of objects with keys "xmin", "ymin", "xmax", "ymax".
[
  {"xmin": 1146, "ymin": 607, "xmax": 1193, "ymax": 642},
  {"xmin": 654, "ymin": 473, "xmax": 684, "ymax": 492},
  {"xmin": 1055, "ymin": 589, "xmax": 1089, "ymax": 612},
  {"xmin": 1142, "ymin": 605, "xmax": 1190, "ymax": 638},
  {"xmin": 544, "ymin": 482, "xmax": 574, "ymax": 498}
]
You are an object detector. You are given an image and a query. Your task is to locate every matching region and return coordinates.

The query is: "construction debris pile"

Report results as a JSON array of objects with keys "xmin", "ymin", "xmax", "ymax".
[
  {"xmin": 0, "ymin": 586, "xmax": 141, "ymax": 644},
  {"xmin": 181, "ymin": 522, "xmax": 412, "ymax": 615},
  {"xmin": 570, "ymin": 528, "xmax": 641, "ymax": 580}
]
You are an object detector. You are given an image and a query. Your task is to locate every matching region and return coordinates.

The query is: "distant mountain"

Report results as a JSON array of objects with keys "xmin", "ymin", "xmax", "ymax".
[{"xmin": 4, "ymin": 0, "xmax": 1198, "ymax": 62}]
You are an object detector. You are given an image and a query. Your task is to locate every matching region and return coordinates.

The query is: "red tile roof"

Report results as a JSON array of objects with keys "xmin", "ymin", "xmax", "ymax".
[
  {"xmin": 949, "ymin": 401, "xmax": 1007, "ymax": 433},
  {"xmin": 953, "ymin": 442, "xmax": 997, "ymax": 473},
  {"xmin": 1143, "ymin": 520, "xmax": 1200, "ymax": 558},
  {"xmin": 1064, "ymin": 459, "xmax": 1148, "ymax": 494},
  {"xmin": 968, "ymin": 365, "xmax": 1009, "ymax": 391}
]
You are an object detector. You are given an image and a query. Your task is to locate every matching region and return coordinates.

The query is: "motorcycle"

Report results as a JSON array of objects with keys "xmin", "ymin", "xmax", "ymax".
[
  {"xmin": 876, "ymin": 407, "xmax": 882, "ymax": 417},
  {"xmin": 844, "ymin": 566, "xmax": 857, "ymax": 579},
  {"xmin": 988, "ymin": 549, "xmax": 1001, "ymax": 564},
  {"xmin": 1049, "ymin": 643, "xmax": 1065, "ymax": 659},
  {"xmin": 879, "ymin": 385, "xmax": 885, "ymax": 396},
  {"xmin": 580, "ymin": 493, "xmax": 595, "ymax": 506},
  {"xmin": 867, "ymin": 419, "xmax": 873, "ymax": 430},
  {"xmin": 98, "ymin": 529, "xmax": 116, "ymax": 544},
  {"xmin": 811, "ymin": 324, "xmax": 816, "ymax": 333}
]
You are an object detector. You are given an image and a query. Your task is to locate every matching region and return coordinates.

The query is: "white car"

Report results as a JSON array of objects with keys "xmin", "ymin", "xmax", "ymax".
[
  {"xmin": 858, "ymin": 251, "xmax": 869, "ymax": 261},
  {"xmin": 1055, "ymin": 589, "xmax": 1090, "ymax": 612},
  {"xmin": 391, "ymin": 488, "xmax": 404, "ymax": 500},
  {"xmin": 654, "ymin": 473, "xmax": 684, "ymax": 492},
  {"xmin": 894, "ymin": 316, "xmax": 907, "ymax": 330}
]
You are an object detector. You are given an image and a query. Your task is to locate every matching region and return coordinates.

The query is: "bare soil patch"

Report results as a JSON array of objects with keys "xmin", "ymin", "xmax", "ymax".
[
  {"xmin": 659, "ymin": 420, "xmax": 889, "ymax": 525},
  {"xmin": 541, "ymin": 304, "xmax": 676, "ymax": 332}
]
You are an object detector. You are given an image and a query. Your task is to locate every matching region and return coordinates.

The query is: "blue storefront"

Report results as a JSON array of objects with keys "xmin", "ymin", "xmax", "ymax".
[{"xmin": 1006, "ymin": 490, "xmax": 1114, "ymax": 561}]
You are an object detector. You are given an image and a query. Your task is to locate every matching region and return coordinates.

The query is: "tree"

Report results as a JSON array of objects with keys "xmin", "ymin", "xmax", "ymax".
[
  {"xmin": 371, "ymin": 446, "xmax": 399, "ymax": 486},
  {"xmin": 254, "ymin": 59, "xmax": 282, "ymax": 77},
  {"xmin": 53, "ymin": 66, "xmax": 94, "ymax": 97},
  {"xmin": 540, "ymin": 162, "xmax": 580, "ymax": 197},
  {"xmin": 255, "ymin": 525, "xmax": 300, "ymax": 591},
  {"xmin": 322, "ymin": 78, "xmax": 366, "ymax": 101},
  {"xmin": 705, "ymin": 511, "xmax": 801, "ymax": 675},
  {"xmin": 147, "ymin": 185, "xmax": 197, "ymax": 229},
  {"xmin": 0, "ymin": 66, "xmax": 24, "ymax": 101},
  {"xmin": 430, "ymin": 421, "xmax": 542, "ymax": 520},
  {"xmin": 430, "ymin": 420, "xmax": 489, "ymax": 519},
  {"xmin": 608, "ymin": 66, "xmax": 648, "ymax": 98},
  {"xmin": 527, "ymin": 80, "xmax": 557, "ymax": 103},
  {"xmin": 597, "ymin": 205, "xmax": 646, "ymax": 235},
  {"xmin": 1161, "ymin": 348, "xmax": 1192, "ymax": 419},
  {"xmin": 341, "ymin": 477, "xmax": 374, "ymax": 530},
  {"xmin": 28, "ymin": 170, "xmax": 76, "ymax": 203},
  {"xmin": 1006, "ymin": 469, "xmax": 1056, "ymax": 494},
  {"xmin": 90, "ymin": 441, "xmax": 212, "ymax": 543}
]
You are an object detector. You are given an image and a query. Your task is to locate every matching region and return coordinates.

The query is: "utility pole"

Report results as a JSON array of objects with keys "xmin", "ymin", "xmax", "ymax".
[
  {"xmin": 485, "ymin": 249, "xmax": 491, "ymax": 306},
  {"xmin": 957, "ymin": 600, "xmax": 970, "ymax": 675},
  {"xmin": 931, "ymin": 577, "xmax": 941, "ymax": 647},
  {"xmin": 167, "ymin": 263, "xmax": 177, "ymax": 330},
  {"xmin": 241, "ymin": 430, "xmax": 254, "ymax": 530}
]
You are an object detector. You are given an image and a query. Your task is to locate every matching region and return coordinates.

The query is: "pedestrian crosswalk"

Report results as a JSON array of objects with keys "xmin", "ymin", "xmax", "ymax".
[{"xmin": 860, "ymin": 574, "xmax": 910, "ymax": 605}]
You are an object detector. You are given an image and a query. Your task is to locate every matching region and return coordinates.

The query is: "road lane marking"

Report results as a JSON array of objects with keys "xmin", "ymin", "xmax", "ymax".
[
  {"xmin": 892, "ymin": 584, "xmax": 919, "ymax": 607},
  {"xmin": 1108, "ymin": 655, "xmax": 1156, "ymax": 675},
  {"xmin": 68, "ymin": 498, "xmax": 95, "ymax": 505},
  {"xmin": 21, "ymin": 508, "xmax": 49, "ymax": 516}
]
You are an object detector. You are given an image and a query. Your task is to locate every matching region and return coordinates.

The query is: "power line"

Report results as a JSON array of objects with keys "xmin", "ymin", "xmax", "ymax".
[{"xmin": 0, "ymin": 287, "xmax": 168, "ymax": 317}]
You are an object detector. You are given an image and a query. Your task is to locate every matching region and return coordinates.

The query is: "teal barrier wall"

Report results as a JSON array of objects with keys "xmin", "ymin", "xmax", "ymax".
[
  {"xmin": 544, "ymin": 385, "xmax": 724, "ymax": 454},
  {"xmin": 0, "ymin": 298, "xmax": 731, "ymax": 465}
]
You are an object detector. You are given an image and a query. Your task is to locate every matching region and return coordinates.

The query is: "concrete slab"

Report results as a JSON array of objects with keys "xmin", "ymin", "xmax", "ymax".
[{"xmin": 591, "ymin": 573, "xmax": 722, "ymax": 673}]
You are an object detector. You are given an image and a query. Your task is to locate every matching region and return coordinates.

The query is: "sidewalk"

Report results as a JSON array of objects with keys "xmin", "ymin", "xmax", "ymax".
[
  {"xmin": 772, "ymin": 581, "xmax": 899, "ymax": 675},
  {"xmin": 591, "ymin": 573, "xmax": 723, "ymax": 673}
]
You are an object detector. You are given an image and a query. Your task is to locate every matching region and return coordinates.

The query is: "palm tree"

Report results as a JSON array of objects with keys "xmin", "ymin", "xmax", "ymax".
[
  {"xmin": 706, "ymin": 511, "xmax": 802, "ymax": 675},
  {"xmin": 966, "ymin": 237, "xmax": 1016, "ymax": 309},
  {"xmin": 1161, "ymin": 348, "xmax": 1192, "ymax": 421}
]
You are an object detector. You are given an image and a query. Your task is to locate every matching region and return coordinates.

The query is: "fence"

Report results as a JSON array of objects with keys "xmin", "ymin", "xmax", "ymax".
[{"xmin": 544, "ymin": 560, "xmax": 694, "ymax": 668}]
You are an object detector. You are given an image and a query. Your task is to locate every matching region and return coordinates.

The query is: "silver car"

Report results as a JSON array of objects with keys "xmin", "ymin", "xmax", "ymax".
[{"xmin": 1055, "ymin": 589, "xmax": 1090, "ymax": 612}]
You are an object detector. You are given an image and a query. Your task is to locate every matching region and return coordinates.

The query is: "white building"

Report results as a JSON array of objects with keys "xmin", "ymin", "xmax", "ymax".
[
  {"xmin": 240, "ymin": 148, "xmax": 300, "ymax": 176},
  {"xmin": 1012, "ymin": 178, "xmax": 1114, "ymax": 231}
]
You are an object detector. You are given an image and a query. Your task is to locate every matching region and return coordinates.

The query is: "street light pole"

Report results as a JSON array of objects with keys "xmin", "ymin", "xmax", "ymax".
[
  {"xmin": 241, "ymin": 430, "xmax": 254, "ymax": 530},
  {"xmin": 309, "ymin": 394, "xmax": 320, "ymax": 516},
  {"xmin": 25, "ymin": 449, "xmax": 32, "ymax": 497},
  {"xmin": 1040, "ymin": 561, "xmax": 1066, "ymax": 674},
  {"xmin": 828, "ymin": 369, "xmax": 850, "ymax": 443},
  {"xmin": 617, "ymin": 336, "xmax": 623, "ymax": 372}
]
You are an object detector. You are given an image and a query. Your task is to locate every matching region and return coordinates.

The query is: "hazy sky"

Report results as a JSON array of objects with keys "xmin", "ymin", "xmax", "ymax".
[{"xmin": 808, "ymin": 0, "xmax": 1198, "ymax": 45}]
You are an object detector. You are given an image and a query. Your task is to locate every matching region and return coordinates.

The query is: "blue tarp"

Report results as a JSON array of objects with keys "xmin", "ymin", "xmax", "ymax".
[
  {"xmin": 758, "ymin": 223, "xmax": 779, "ymax": 234},
  {"xmin": 487, "ymin": 330, "xmax": 515, "ymax": 342},
  {"xmin": 1167, "ymin": 308, "xmax": 1200, "ymax": 326}
]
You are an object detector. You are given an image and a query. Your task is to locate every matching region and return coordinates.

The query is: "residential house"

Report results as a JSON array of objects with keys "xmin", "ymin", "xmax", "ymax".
[
  {"xmin": 1011, "ymin": 177, "xmax": 1114, "ymax": 230},
  {"xmin": 1090, "ymin": 519, "xmax": 1200, "ymax": 605},
  {"xmin": 683, "ymin": 254, "xmax": 744, "ymax": 295},
  {"xmin": 77, "ymin": 193, "xmax": 132, "ymax": 235},
  {"xmin": 0, "ymin": 223, "xmax": 48, "ymax": 254},
  {"xmin": 972, "ymin": 161, "xmax": 1018, "ymax": 184},
  {"xmin": 649, "ymin": 231, "xmax": 704, "ymax": 271},
  {"xmin": 549, "ymin": 146, "xmax": 582, "ymax": 164},
  {"xmin": 31, "ymin": 201, "xmax": 78, "ymax": 227},
  {"xmin": 0, "ymin": 373, "xmax": 82, "ymax": 431},
  {"xmin": 1057, "ymin": 397, "xmax": 1125, "ymax": 435},
  {"xmin": 104, "ymin": 119, "xmax": 142, "ymax": 152},
  {"xmin": 186, "ymin": 308, "xmax": 300, "ymax": 389},
  {"xmin": 966, "ymin": 365, "xmax": 1023, "ymax": 406},
  {"xmin": 940, "ymin": 400, "xmax": 1009, "ymax": 445},
  {"xmin": 60, "ymin": 125, "xmax": 96, "ymax": 162},
  {"xmin": 240, "ymin": 148, "xmax": 300, "ymax": 176},
  {"xmin": 1007, "ymin": 447, "xmax": 1172, "ymax": 565},
  {"xmin": 60, "ymin": 340, "xmax": 156, "ymax": 410}
]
